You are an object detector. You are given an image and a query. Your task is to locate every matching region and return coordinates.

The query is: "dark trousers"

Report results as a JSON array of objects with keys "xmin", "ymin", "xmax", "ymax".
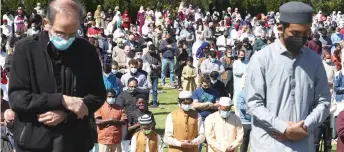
[
  {"xmin": 314, "ymin": 120, "xmax": 332, "ymax": 152},
  {"xmin": 178, "ymin": 71, "xmax": 182, "ymax": 88},
  {"xmin": 241, "ymin": 124, "xmax": 251, "ymax": 152}
]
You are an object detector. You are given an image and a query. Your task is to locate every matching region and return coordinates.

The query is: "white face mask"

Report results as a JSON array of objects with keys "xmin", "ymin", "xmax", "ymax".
[
  {"xmin": 219, "ymin": 110, "xmax": 231, "ymax": 118},
  {"xmin": 325, "ymin": 59, "xmax": 332, "ymax": 63},
  {"xmin": 135, "ymin": 55, "xmax": 142, "ymax": 59},
  {"xmin": 112, "ymin": 69, "xmax": 118, "ymax": 74},
  {"xmin": 180, "ymin": 104, "xmax": 192, "ymax": 111},
  {"xmin": 130, "ymin": 68, "xmax": 138, "ymax": 74},
  {"xmin": 106, "ymin": 98, "xmax": 116, "ymax": 104},
  {"xmin": 211, "ymin": 79, "xmax": 217, "ymax": 84}
]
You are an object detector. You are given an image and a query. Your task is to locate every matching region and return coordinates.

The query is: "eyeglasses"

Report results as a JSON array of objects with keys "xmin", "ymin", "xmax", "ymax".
[{"xmin": 51, "ymin": 27, "xmax": 77, "ymax": 39}]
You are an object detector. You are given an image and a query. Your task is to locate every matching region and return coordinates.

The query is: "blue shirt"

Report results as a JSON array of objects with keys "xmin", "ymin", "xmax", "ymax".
[
  {"xmin": 334, "ymin": 71, "xmax": 344, "ymax": 102},
  {"xmin": 246, "ymin": 39, "xmax": 330, "ymax": 152},
  {"xmin": 192, "ymin": 88, "xmax": 219, "ymax": 119},
  {"xmin": 159, "ymin": 40, "xmax": 177, "ymax": 59},
  {"xmin": 103, "ymin": 73, "xmax": 119, "ymax": 94},
  {"xmin": 237, "ymin": 89, "xmax": 251, "ymax": 124}
]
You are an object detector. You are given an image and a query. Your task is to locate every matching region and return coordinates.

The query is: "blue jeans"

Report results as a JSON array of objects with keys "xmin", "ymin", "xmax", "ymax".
[
  {"xmin": 161, "ymin": 58, "xmax": 175, "ymax": 85},
  {"xmin": 151, "ymin": 77, "xmax": 158, "ymax": 106}
]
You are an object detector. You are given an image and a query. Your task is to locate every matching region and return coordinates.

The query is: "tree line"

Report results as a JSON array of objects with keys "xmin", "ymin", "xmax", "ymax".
[{"xmin": 2, "ymin": 0, "xmax": 343, "ymax": 21}]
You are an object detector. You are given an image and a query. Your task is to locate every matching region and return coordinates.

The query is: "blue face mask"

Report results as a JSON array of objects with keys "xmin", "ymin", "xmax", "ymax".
[
  {"xmin": 219, "ymin": 110, "xmax": 231, "ymax": 118},
  {"xmin": 106, "ymin": 97, "xmax": 116, "ymax": 105},
  {"xmin": 50, "ymin": 34, "xmax": 75, "ymax": 51},
  {"xmin": 210, "ymin": 58, "xmax": 216, "ymax": 63}
]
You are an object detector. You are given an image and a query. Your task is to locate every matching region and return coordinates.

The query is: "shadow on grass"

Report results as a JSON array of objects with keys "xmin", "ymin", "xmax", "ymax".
[
  {"xmin": 153, "ymin": 111, "xmax": 170, "ymax": 115},
  {"xmin": 159, "ymin": 102, "xmax": 178, "ymax": 106}
]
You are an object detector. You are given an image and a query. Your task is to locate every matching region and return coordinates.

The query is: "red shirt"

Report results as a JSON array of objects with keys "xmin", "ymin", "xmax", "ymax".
[
  {"xmin": 337, "ymin": 111, "xmax": 344, "ymax": 152},
  {"xmin": 307, "ymin": 40, "xmax": 322, "ymax": 55},
  {"xmin": 332, "ymin": 55, "xmax": 341, "ymax": 71},
  {"xmin": 87, "ymin": 27, "xmax": 100, "ymax": 37},
  {"xmin": 95, "ymin": 103, "xmax": 127, "ymax": 144}
]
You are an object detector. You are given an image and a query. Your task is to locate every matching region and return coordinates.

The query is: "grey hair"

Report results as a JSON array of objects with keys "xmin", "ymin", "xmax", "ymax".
[{"xmin": 46, "ymin": 0, "xmax": 85, "ymax": 25}]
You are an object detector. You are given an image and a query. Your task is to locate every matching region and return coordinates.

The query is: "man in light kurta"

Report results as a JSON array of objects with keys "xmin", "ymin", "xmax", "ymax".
[
  {"xmin": 164, "ymin": 91, "xmax": 205, "ymax": 152},
  {"xmin": 205, "ymin": 97, "xmax": 243, "ymax": 152},
  {"xmin": 245, "ymin": 2, "xmax": 331, "ymax": 152}
]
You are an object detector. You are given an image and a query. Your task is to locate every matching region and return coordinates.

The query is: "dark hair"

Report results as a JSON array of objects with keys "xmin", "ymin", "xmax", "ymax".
[
  {"xmin": 186, "ymin": 56, "xmax": 193, "ymax": 62},
  {"xmin": 148, "ymin": 44, "xmax": 155, "ymax": 50},
  {"xmin": 128, "ymin": 59, "xmax": 138, "ymax": 66},
  {"xmin": 106, "ymin": 89, "xmax": 117, "ymax": 96},
  {"xmin": 136, "ymin": 94, "xmax": 147, "ymax": 101},
  {"xmin": 107, "ymin": 34, "xmax": 113, "ymax": 39},
  {"xmin": 128, "ymin": 77, "xmax": 138, "ymax": 84},
  {"xmin": 239, "ymin": 49, "xmax": 246, "ymax": 55},
  {"xmin": 208, "ymin": 51, "xmax": 216, "ymax": 58},
  {"xmin": 103, "ymin": 63, "xmax": 111, "ymax": 74},
  {"xmin": 210, "ymin": 71, "xmax": 219, "ymax": 79},
  {"xmin": 201, "ymin": 75, "xmax": 211, "ymax": 83},
  {"xmin": 136, "ymin": 58, "xmax": 143, "ymax": 63}
]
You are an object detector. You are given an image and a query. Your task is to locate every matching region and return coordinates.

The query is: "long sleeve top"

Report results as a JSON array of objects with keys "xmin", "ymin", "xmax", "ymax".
[
  {"xmin": 204, "ymin": 112, "xmax": 243, "ymax": 152},
  {"xmin": 130, "ymin": 132, "xmax": 163, "ymax": 152},
  {"xmin": 232, "ymin": 59, "xmax": 248, "ymax": 96},
  {"xmin": 163, "ymin": 112, "xmax": 205, "ymax": 147},
  {"xmin": 245, "ymin": 39, "xmax": 331, "ymax": 152},
  {"xmin": 200, "ymin": 59, "xmax": 225, "ymax": 75}
]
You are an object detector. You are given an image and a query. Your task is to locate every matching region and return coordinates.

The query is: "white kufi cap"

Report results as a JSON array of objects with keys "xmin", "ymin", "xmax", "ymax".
[{"xmin": 219, "ymin": 97, "xmax": 233, "ymax": 106}]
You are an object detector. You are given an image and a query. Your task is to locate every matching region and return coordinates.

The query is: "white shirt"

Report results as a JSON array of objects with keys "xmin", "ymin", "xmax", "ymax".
[
  {"xmin": 130, "ymin": 132, "xmax": 163, "ymax": 152},
  {"xmin": 0, "ymin": 51, "xmax": 7, "ymax": 69},
  {"xmin": 1, "ymin": 25, "xmax": 12, "ymax": 37},
  {"xmin": 195, "ymin": 12, "xmax": 203, "ymax": 21},
  {"xmin": 322, "ymin": 60, "xmax": 336, "ymax": 83},
  {"xmin": 164, "ymin": 112, "xmax": 205, "ymax": 147},
  {"xmin": 216, "ymin": 35, "xmax": 234, "ymax": 51},
  {"xmin": 230, "ymin": 29, "xmax": 238, "ymax": 40},
  {"xmin": 113, "ymin": 29, "xmax": 125, "ymax": 39},
  {"xmin": 2, "ymin": 14, "xmax": 14, "ymax": 26},
  {"xmin": 155, "ymin": 11, "xmax": 162, "ymax": 23},
  {"xmin": 192, "ymin": 40, "xmax": 203, "ymax": 67},
  {"xmin": 27, "ymin": 28, "xmax": 39, "ymax": 36}
]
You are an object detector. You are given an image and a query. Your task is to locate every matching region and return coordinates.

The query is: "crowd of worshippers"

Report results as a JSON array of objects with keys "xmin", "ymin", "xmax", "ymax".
[{"xmin": 2, "ymin": 1, "xmax": 344, "ymax": 152}]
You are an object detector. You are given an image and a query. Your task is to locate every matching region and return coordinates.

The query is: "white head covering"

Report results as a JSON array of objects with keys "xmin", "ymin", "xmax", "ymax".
[
  {"xmin": 179, "ymin": 91, "xmax": 192, "ymax": 99},
  {"xmin": 219, "ymin": 97, "xmax": 233, "ymax": 106},
  {"xmin": 138, "ymin": 114, "xmax": 152, "ymax": 125}
]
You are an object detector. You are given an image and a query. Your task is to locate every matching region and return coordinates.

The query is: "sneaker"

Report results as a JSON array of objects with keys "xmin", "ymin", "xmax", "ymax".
[
  {"xmin": 150, "ymin": 105, "xmax": 159, "ymax": 108},
  {"xmin": 178, "ymin": 88, "xmax": 183, "ymax": 91}
]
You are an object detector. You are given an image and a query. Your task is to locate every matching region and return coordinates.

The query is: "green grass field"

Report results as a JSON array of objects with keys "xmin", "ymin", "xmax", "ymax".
[{"xmin": 149, "ymin": 79, "xmax": 337, "ymax": 152}]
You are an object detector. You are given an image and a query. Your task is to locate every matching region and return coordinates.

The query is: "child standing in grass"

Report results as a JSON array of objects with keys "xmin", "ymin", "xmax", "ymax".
[{"xmin": 182, "ymin": 57, "xmax": 197, "ymax": 92}]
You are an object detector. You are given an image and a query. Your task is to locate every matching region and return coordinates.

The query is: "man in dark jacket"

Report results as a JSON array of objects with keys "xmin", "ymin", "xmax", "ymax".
[
  {"xmin": 143, "ymin": 44, "xmax": 161, "ymax": 107},
  {"xmin": 1, "ymin": 109, "xmax": 16, "ymax": 152},
  {"xmin": 8, "ymin": 1, "xmax": 106, "ymax": 152},
  {"xmin": 115, "ymin": 78, "xmax": 148, "ymax": 151}
]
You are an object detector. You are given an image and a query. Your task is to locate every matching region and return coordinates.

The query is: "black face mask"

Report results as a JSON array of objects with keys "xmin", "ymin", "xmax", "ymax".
[
  {"xmin": 149, "ymin": 50, "xmax": 156, "ymax": 54},
  {"xmin": 238, "ymin": 57, "xmax": 245, "ymax": 61},
  {"xmin": 6, "ymin": 121, "xmax": 14, "ymax": 132},
  {"xmin": 283, "ymin": 34, "xmax": 307, "ymax": 54}
]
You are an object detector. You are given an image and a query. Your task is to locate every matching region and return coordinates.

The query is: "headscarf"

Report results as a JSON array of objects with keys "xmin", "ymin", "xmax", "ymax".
[{"xmin": 94, "ymin": 5, "xmax": 102, "ymax": 18}]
